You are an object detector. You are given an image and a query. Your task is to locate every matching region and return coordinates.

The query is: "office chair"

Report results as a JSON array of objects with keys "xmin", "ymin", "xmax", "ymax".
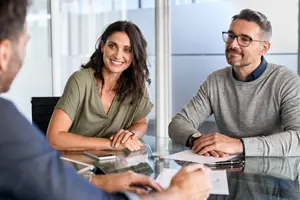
[{"xmin": 31, "ymin": 97, "xmax": 60, "ymax": 135}]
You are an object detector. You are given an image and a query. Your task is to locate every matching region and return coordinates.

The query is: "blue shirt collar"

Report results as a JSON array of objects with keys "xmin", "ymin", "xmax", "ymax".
[{"xmin": 232, "ymin": 56, "xmax": 267, "ymax": 82}]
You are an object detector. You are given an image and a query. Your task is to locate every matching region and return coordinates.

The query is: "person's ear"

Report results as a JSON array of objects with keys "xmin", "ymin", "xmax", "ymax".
[
  {"xmin": 0, "ymin": 40, "xmax": 12, "ymax": 73},
  {"xmin": 100, "ymin": 41, "xmax": 105, "ymax": 53},
  {"xmin": 259, "ymin": 41, "xmax": 271, "ymax": 55}
]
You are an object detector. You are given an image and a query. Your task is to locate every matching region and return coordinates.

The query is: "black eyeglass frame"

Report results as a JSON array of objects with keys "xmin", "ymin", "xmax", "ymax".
[{"xmin": 222, "ymin": 31, "xmax": 267, "ymax": 47}]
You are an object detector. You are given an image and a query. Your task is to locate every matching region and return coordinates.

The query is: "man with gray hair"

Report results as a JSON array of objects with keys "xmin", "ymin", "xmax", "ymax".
[{"xmin": 169, "ymin": 9, "xmax": 300, "ymax": 157}]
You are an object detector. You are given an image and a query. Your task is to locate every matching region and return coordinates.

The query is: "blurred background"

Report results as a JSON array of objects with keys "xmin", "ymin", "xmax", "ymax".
[{"xmin": 3, "ymin": 0, "xmax": 298, "ymax": 137}]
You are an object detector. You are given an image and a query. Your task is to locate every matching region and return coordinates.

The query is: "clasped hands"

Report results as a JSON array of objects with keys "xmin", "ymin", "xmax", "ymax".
[
  {"xmin": 192, "ymin": 133, "xmax": 243, "ymax": 157},
  {"xmin": 110, "ymin": 129, "xmax": 144, "ymax": 151}
]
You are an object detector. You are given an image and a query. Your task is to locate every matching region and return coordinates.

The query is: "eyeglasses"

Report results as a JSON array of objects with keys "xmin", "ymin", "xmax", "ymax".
[{"xmin": 222, "ymin": 31, "xmax": 266, "ymax": 47}]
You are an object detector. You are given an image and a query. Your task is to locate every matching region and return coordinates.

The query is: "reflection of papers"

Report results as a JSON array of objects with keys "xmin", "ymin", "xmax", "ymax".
[
  {"xmin": 166, "ymin": 150, "xmax": 237, "ymax": 164},
  {"xmin": 156, "ymin": 168, "xmax": 229, "ymax": 195},
  {"xmin": 126, "ymin": 153, "xmax": 148, "ymax": 166},
  {"xmin": 115, "ymin": 151, "xmax": 149, "ymax": 169}
]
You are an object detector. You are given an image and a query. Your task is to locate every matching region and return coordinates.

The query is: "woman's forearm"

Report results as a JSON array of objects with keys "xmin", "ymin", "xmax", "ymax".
[
  {"xmin": 127, "ymin": 122, "xmax": 147, "ymax": 138},
  {"xmin": 48, "ymin": 131, "xmax": 112, "ymax": 151}
]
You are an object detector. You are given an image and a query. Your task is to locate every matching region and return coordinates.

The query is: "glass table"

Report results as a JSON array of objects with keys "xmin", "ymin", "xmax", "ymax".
[{"xmin": 60, "ymin": 135, "xmax": 300, "ymax": 200}]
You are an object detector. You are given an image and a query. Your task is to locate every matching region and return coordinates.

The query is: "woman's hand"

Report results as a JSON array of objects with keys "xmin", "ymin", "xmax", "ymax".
[
  {"xmin": 111, "ymin": 138, "xmax": 144, "ymax": 152},
  {"xmin": 110, "ymin": 129, "xmax": 137, "ymax": 148},
  {"xmin": 123, "ymin": 138, "xmax": 144, "ymax": 151}
]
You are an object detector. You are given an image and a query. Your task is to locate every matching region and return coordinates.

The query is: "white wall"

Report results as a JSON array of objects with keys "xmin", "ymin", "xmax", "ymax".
[
  {"xmin": 2, "ymin": 3, "xmax": 53, "ymax": 121},
  {"xmin": 3, "ymin": 0, "xmax": 298, "ymax": 123},
  {"xmin": 170, "ymin": 0, "xmax": 299, "ymax": 119}
]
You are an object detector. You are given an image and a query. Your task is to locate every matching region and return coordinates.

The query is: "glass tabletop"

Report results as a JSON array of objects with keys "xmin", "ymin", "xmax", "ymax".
[{"xmin": 60, "ymin": 135, "xmax": 300, "ymax": 200}]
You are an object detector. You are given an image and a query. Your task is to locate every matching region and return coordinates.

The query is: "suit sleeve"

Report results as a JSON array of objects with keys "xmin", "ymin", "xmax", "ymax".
[{"xmin": 0, "ymin": 99, "xmax": 138, "ymax": 200}]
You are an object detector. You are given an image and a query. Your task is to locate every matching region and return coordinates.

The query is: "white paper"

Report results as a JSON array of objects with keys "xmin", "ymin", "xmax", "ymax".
[
  {"xmin": 156, "ymin": 168, "xmax": 229, "ymax": 195},
  {"xmin": 166, "ymin": 150, "xmax": 237, "ymax": 164}
]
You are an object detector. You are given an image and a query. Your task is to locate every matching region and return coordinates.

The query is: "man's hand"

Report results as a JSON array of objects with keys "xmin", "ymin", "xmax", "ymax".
[
  {"xmin": 110, "ymin": 129, "xmax": 137, "ymax": 148},
  {"xmin": 193, "ymin": 133, "xmax": 243, "ymax": 156},
  {"xmin": 169, "ymin": 164, "xmax": 211, "ymax": 200},
  {"xmin": 202, "ymin": 150, "xmax": 229, "ymax": 158},
  {"xmin": 91, "ymin": 171, "xmax": 163, "ymax": 194}
]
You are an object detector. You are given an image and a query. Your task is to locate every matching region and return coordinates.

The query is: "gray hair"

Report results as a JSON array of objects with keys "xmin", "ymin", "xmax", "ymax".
[{"xmin": 232, "ymin": 9, "xmax": 272, "ymax": 41}]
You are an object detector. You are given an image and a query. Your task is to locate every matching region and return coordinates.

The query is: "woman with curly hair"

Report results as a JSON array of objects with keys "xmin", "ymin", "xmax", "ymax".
[{"xmin": 47, "ymin": 21, "xmax": 152, "ymax": 152}]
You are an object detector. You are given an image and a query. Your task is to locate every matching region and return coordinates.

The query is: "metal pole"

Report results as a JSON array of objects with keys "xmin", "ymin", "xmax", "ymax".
[
  {"xmin": 50, "ymin": 0, "xmax": 62, "ymax": 96},
  {"xmin": 155, "ymin": 0, "xmax": 171, "ymax": 138}
]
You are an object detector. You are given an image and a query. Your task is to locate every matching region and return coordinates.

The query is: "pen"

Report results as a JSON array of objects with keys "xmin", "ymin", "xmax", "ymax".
[
  {"xmin": 60, "ymin": 156, "xmax": 95, "ymax": 174},
  {"xmin": 84, "ymin": 151, "xmax": 116, "ymax": 161},
  {"xmin": 77, "ymin": 166, "xmax": 94, "ymax": 174},
  {"xmin": 60, "ymin": 156, "xmax": 92, "ymax": 167},
  {"xmin": 208, "ymin": 164, "xmax": 244, "ymax": 170},
  {"xmin": 210, "ymin": 160, "xmax": 245, "ymax": 166}
]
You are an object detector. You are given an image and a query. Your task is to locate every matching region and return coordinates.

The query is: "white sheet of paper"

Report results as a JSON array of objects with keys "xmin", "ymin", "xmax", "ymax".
[
  {"xmin": 166, "ymin": 150, "xmax": 237, "ymax": 164},
  {"xmin": 156, "ymin": 168, "xmax": 229, "ymax": 195}
]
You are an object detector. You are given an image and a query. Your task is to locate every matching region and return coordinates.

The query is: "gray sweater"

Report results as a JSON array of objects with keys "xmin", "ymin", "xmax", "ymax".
[{"xmin": 169, "ymin": 63, "xmax": 300, "ymax": 156}]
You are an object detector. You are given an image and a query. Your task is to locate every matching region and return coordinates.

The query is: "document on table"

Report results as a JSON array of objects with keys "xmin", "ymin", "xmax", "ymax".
[
  {"xmin": 156, "ymin": 168, "xmax": 229, "ymax": 195},
  {"xmin": 165, "ymin": 150, "xmax": 238, "ymax": 164}
]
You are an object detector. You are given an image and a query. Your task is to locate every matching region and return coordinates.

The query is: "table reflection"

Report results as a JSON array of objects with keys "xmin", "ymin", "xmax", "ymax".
[{"xmin": 60, "ymin": 136, "xmax": 300, "ymax": 199}]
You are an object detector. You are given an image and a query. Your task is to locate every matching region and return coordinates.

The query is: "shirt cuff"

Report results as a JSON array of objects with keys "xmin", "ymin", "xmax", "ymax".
[
  {"xmin": 242, "ymin": 137, "xmax": 264, "ymax": 156},
  {"xmin": 240, "ymin": 138, "xmax": 245, "ymax": 156},
  {"xmin": 186, "ymin": 134, "xmax": 193, "ymax": 147}
]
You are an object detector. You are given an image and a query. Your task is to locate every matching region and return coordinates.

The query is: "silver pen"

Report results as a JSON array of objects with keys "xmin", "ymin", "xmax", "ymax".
[{"xmin": 211, "ymin": 160, "xmax": 245, "ymax": 166}]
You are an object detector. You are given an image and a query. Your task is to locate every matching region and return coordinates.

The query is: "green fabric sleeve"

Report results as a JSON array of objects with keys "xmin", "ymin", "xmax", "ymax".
[
  {"xmin": 133, "ymin": 95, "xmax": 153, "ymax": 122},
  {"xmin": 55, "ymin": 75, "xmax": 80, "ymax": 121}
]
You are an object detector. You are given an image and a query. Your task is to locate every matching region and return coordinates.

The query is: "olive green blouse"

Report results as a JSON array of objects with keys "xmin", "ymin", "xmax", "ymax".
[{"xmin": 55, "ymin": 68, "xmax": 153, "ymax": 139}]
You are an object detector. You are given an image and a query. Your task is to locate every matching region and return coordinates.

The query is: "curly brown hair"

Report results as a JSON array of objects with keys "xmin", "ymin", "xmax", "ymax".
[{"xmin": 82, "ymin": 21, "xmax": 151, "ymax": 104}]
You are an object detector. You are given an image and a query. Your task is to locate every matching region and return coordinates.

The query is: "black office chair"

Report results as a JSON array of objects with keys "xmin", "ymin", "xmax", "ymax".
[{"xmin": 31, "ymin": 97, "xmax": 60, "ymax": 135}]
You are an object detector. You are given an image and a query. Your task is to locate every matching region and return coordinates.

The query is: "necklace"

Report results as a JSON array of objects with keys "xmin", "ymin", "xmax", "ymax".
[
  {"xmin": 107, "ymin": 89, "xmax": 113, "ymax": 95},
  {"xmin": 96, "ymin": 79, "xmax": 115, "ymax": 96},
  {"xmin": 101, "ymin": 85, "xmax": 115, "ymax": 96}
]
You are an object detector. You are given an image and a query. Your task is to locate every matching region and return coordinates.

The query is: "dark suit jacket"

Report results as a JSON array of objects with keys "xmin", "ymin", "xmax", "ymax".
[{"xmin": 0, "ymin": 98, "xmax": 131, "ymax": 200}]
